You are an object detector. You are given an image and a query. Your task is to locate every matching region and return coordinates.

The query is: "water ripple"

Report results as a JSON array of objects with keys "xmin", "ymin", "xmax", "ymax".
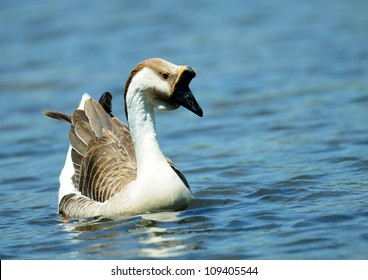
[{"xmin": 1, "ymin": 0, "xmax": 368, "ymax": 260}]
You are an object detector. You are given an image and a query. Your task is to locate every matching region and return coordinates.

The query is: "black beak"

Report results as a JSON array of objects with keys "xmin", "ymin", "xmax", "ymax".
[{"xmin": 172, "ymin": 66, "xmax": 203, "ymax": 117}]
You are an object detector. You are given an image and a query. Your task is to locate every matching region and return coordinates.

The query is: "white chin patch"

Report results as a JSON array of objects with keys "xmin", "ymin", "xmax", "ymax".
[{"xmin": 155, "ymin": 100, "xmax": 179, "ymax": 111}]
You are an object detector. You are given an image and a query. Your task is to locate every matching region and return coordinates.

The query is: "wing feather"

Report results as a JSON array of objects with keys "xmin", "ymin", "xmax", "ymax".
[
  {"xmin": 84, "ymin": 98, "xmax": 114, "ymax": 137},
  {"xmin": 68, "ymin": 97, "xmax": 137, "ymax": 204},
  {"xmin": 69, "ymin": 128, "xmax": 88, "ymax": 156}
]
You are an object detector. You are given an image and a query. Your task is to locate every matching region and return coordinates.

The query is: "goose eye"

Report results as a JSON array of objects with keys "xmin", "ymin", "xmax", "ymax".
[{"xmin": 161, "ymin": 72, "xmax": 170, "ymax": 80}]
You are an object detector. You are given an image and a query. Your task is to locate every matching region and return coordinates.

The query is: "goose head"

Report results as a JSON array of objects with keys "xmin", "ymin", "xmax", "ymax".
[{"xmin": 124, "ymin": 58, "xmax": 203, "ymax": 118}]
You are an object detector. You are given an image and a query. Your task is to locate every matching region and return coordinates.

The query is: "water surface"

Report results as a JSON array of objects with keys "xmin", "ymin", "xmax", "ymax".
[{"xmin": 1, "ymin": 0, "xmax": 368, "ymax": 259}]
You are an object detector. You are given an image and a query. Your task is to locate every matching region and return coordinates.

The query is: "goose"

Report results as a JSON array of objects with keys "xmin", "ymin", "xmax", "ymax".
[{"xmin": 44, "ymin": 58, "xmax": 203, "ymax": 219}]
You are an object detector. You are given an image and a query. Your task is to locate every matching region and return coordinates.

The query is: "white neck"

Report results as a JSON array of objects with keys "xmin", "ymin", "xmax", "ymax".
[
  {"xmin": 126, "ymin": 84, "xmax": 169, "ymax": 179},
  {"xmin": 106, "ymin": 67, "xmax": 194, "ymax": 214}
]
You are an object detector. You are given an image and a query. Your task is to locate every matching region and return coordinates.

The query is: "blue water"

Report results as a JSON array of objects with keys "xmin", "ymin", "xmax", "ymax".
[{"xmin": 1, "ymin": 0, "xmax": 368, "ymax": 259}]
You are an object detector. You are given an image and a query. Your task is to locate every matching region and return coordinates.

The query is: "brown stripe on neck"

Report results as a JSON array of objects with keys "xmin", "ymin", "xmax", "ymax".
[{"xmin": 123, "ymin": 63, "xmax": 145, "ymax": 121}]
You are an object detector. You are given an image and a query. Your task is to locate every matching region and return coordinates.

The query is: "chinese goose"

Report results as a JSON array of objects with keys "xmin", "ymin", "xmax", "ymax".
[{"xmin": 44, "ymin": 58, "xmax": 203, "ymax": 219}]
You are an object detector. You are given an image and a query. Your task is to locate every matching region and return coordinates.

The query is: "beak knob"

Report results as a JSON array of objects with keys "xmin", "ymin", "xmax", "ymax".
[{"xmin": 172, "ymin": 66, "xmax": 202, "ymax": 117}]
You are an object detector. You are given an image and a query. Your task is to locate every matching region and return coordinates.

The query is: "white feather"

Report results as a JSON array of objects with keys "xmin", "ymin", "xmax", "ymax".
[{"xmin": 58, "ymin": 93, "xmax": 91, "ymax": 206}]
